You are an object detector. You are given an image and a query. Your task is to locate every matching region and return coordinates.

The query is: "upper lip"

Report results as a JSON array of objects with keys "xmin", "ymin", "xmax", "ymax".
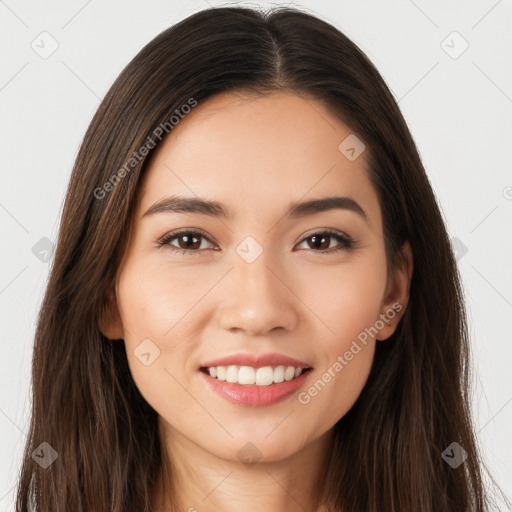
[{"xmin": 200, "ymin": 352, "xmax": 312, "ymax": 369}]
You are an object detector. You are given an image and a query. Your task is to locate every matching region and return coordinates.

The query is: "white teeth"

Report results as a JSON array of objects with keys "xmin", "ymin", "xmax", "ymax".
[
  {"xmin": 238, "ymin": 366, "xmax": 256, "ymax": 385},
  {"xmin": 285, "ymin": 366, "xmax": 295, "ymax": 381},
  {"xmin": 216, "ymin": 366, "xmax": 226, "ymax": 381},
  {"xmin": 255, "ymin": 366, "xmax": 274, "ymax": 386},
  {"xmin": 273, "ymin": 365, "xmax": 285, "ymax": 383},
  {"xmin": 204, "ymin": 365, "xmax": 307, "ymax": 386},
  {"xmin": 226, "ymin": 365, "xmax": 238, "ymax": 383}
]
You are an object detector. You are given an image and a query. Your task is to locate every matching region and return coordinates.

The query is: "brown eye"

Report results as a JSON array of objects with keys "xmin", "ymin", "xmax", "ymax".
[
  {"xmin": 156, "ymin": 229, "xmax": 355, "ymax": 255},
  {"xmin": 157, "ymin": 230, "xmax": 215, "ymax": 254},
  {"xmin": 296, "ymin": 230, "xmax": 354, "ymax": 253},
  {"xmin": 174, "ymin": 233, "xmax": 203, "ymax": 250}
]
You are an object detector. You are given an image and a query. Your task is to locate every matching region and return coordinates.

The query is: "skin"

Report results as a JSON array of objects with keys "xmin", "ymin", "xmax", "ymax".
[{"xmin": 99, "ymin": 90, "xmax": 413, "ymax": 512}]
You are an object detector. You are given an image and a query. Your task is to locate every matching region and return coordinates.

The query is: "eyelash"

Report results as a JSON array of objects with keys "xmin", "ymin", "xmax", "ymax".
[{"xmin": 155, "ymin": 228, "xmax": 356, "ymax": 255}]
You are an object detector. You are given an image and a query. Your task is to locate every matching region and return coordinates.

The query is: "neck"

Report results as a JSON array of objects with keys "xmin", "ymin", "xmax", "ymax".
[{"xmin": 152, "ymin": 421, "xmax": 334, "ymax": 512}]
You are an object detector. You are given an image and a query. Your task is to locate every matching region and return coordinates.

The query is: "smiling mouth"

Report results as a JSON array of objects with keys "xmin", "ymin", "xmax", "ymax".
[{"xmin": 199, "ymin": 365, "xmax": 313, "ymax": 386}]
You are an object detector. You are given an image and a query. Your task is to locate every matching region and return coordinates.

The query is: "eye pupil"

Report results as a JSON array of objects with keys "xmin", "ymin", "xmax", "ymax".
[
  {"xmin": 309, "ymin": 234, "xmax": 330, "ymax": 250},
  {"xmin": 180, "ymin": 234, "xmax": 200, "ymax": 250}
]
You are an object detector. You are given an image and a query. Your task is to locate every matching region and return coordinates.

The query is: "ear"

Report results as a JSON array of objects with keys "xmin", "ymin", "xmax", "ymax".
[
  {"xmin": 376, "ymin": 240, "xmax": 413, "ymax": 341},
  {"xmin": 98, "ymin": 286, "xmax": 124, "ymax": 340}
]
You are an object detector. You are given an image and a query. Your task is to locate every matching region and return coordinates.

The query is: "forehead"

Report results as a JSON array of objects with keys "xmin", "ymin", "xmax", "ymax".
[{"xmin": 137, "ymin": 91, "xmax": 380, "ymax": 228}]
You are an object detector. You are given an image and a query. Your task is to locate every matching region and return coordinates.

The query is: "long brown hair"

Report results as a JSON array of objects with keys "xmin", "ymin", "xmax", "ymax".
[{"xmin": 15, "ymin": 6, "xmax": 509, "ymax": 511}]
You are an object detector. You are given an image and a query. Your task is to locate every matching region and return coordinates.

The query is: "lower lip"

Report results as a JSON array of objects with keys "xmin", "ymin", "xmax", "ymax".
[{"xmin": 199, "ymin": 369, "xmax": 312, "ymax": 407}]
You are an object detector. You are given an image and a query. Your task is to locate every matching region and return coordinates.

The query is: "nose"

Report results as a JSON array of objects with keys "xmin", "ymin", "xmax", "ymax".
[{"xmin": 217, "ymin": 250, "xmax": 299, "ymax": 336}]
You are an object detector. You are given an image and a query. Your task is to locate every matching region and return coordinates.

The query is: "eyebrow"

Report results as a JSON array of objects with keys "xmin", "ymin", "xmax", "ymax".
[{"xmin": 142, "ymin": 195, "xmax": 369, "ymax": 224}]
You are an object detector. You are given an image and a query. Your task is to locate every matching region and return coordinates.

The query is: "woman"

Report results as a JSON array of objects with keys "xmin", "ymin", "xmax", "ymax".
[{"xmin": 14, "ymin": 5, "xmax": 508, "ymax": 511}]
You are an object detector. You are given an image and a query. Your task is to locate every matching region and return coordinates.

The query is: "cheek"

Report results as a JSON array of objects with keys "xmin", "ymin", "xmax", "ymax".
[
  {"xmin": 299, "ymin": 344, "xmax": 376, "ymax": 431},
  {"xmin": 292, "ymin": 256, "xmax": 385, "ymax": 424},
  {"xmin": 116, "ymin": 258, "xmax": 212, "ymax": 342},
  {"xmin": 293, "ymin": 252, "xmax": 387, "ymax": 342},
  {"xmin": 115, "ymin": 261, "xmax": 207, "ymax": 411}
]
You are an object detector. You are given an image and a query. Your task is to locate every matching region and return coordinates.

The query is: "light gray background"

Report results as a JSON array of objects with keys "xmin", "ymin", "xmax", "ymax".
[{"xmin": 1, "ymin": 0, "xmax": 511, "ymax": 509}]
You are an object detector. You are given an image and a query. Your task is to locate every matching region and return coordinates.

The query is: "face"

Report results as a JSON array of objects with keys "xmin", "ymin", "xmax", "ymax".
[{"xmin": 100, "ymin": 90, "xmax": 411, "ymax": 465}]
